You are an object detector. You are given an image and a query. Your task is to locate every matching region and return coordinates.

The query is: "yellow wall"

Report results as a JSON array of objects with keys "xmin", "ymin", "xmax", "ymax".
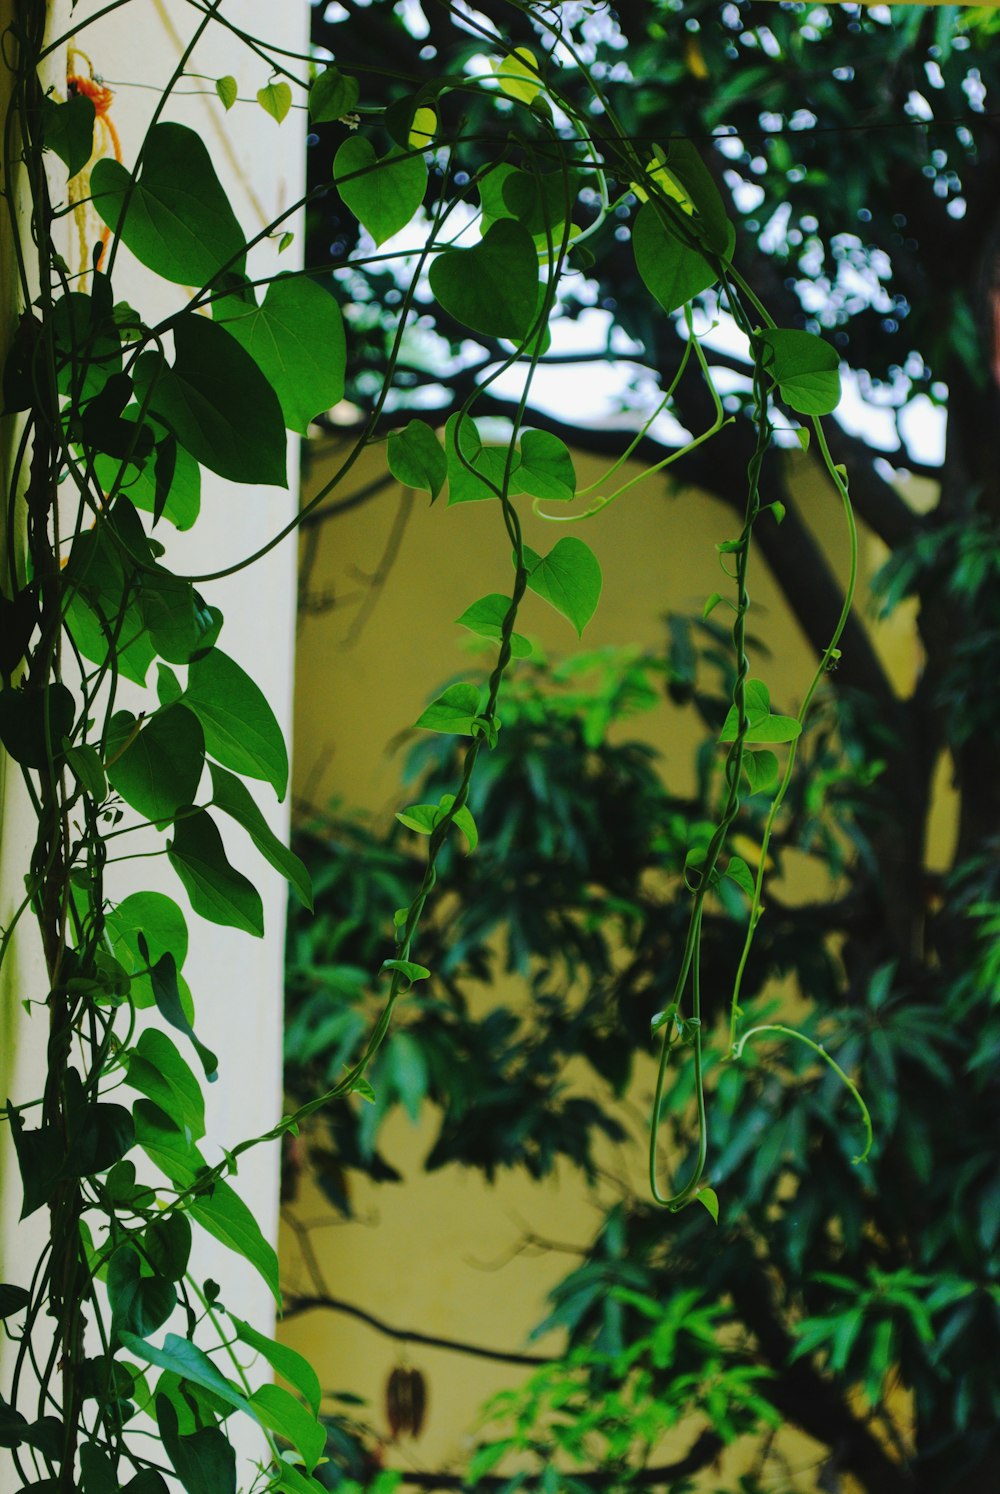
[{"xmin": 282, "ymin": 434, "xmax": 933, "ymax": 1489}]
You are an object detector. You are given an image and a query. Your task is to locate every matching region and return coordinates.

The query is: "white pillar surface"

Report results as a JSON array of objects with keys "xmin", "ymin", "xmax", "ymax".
[{"xmin": 1, "ymin": 0, "xmax": 309, "ymax": 1483}]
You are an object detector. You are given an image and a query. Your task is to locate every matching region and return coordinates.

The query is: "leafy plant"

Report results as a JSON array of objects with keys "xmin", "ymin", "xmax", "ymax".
[{"xmin": 1, "ymin": 1, "xmax": 880, "ymax": 1491}]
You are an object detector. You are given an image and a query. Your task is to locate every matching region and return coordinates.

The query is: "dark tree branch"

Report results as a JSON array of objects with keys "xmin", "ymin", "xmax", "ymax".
[{"xmin": 281, "ymin": 1293, "xmax": 550, "ymax": 1368}]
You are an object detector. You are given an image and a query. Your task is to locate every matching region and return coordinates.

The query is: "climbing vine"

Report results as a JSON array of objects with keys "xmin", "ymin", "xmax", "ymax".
[{"xmin": 0, "ymin": 1, "xmax": 865, "ymax": 1490}]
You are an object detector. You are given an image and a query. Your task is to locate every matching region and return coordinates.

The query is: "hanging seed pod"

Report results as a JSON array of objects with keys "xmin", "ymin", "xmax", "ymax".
[{"xmin": 385, "ymin": 1365, "xmax": 428, "ymax": 1440}]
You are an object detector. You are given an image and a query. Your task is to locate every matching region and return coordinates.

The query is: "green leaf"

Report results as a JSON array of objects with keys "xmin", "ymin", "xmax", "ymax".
[
  {"xmin": 759, "ymin": 328, "xmax": 841, "ymax": 416},
  {"xmin": 429, "ymin": 220, "xmax": 539, "ymax": 341},
  {"xmin": 381, "ymin": 959, "xmax": 431, "ymax": 985},
  {"xmin": 92, "ymin": 123, "xmax": 246, "ymax": 286},
  {"xmin": 257, "ymin": 82, "xmax": 292, "ymax": 124},
  {"xmin": 185, "ymin": 648, "xmax": 289, "ymax": 799},
  {"xmin": 0, "ymin": 1284, "xmax": 29, "ymax": 1319},
  {"xmin": 414, "ymin": 683, "xmax": 481, "ymax": 735},
  {"xmin": 214, "ymin": 275, "xmax": 346, "ymax": 434},
  {"xmin": 725, "ymin": 856, "xmax": 756, "ymax": 898},
  {"xmin": 516, "ymin": 430, "xmax": 576, "ymax": 502},
  {"xmin": 138, "ymin": 568, "xmax": 215, "ymax": 665},
  {"xmin": 107, "ymin": 1246, "xmax": 177, "ymax": 1340},
  {"xmin": 64, "ymin": 743, "xmax": 108, "ymax": 801},
  {"xmin": 105, "ymin": 890, "xmax": 189, "ymax": 1010},
  {"xmin": 334, "ymin": 136, "xmax": 426, "ymax": 245},
  {"xmin": 133, "ymin": 1100, "xmax": 201, "ymax": 1187},
  {"xmin": 632, "ymin": 201, "xmax": 717, "ymax": 315},
  {"xmin": 695, "ymin": 1186, "xmax": 720, "ymax": 1224},
  {"xmin": 522, "ymin": 537, "xmax": 602, "ymax": 636},
  {"xmin": 395, "ymin": 794, "xmax": 477, "ymax": 851},
  {"xmin": 248, "ymin": 1384, "xmax": 325, "ymax": 1472},
  {"xmin": 310, "ymin": 66, "xmax": 360, "ymax": 123},
  {"xmin": 387, "ymin": 420, "xmax": 446, "ymax": 500},
  {"xmin": 126, "ymin": 1028, "xmax": 206, "ymax": 1141},
  {"xmin": 651, "ymin": 137, "xmax": 734, "ymax": 256},
  {"xmin": 142, "ymin": 939, "xmax": 219, "ymax": 1081},
  {"xmin": 0, "ymin": 683, "xmax": 75, "ymax": 769},
  {"xmin": 168, "ymin": 810, "xmax": 265, "ymax": 937},
  {"xmin": 157, "ymin": 1395, "xmax": 236, "ymax": 1494},
  {"xmin": 144, "ymin": 1213, "xmax": 193, "ymax": 1282},
  {"xmin": 455, "ymin": 594, "xmax": 530, "ymax": 657},
  {"xmin": 189, "ymin": 1182, "xmax": 281, "ymax": 1306},
  {"xmin": 129, "ymin": 1337, "xmax": 245, "ymax": 1411},
  {"xmin": 495, "ymin": 46, "xmax": 542, "ymax": 104},
  {"xmin": 94, "ymin": 416, "xmax": 201, "ymax": 531},
  {"xmin": 105, "ymin": 705, "xmax": 205, "ymax": 826},
  {"xmin": 719, "ymin": 680, "xmax": 801, "ymax": 744},
  {"xmin": 209, "ymin": 762, "xmax": 313, "ymax": 908},
  {"xmin": 134, "ymin": 314, "xmax": 287, "ymax": 487},
  {"xmin": 444, "ymin": 413, "xmax": 516, "ymax": 505},
  {"xmin": 743, "ymin": 749, "xmax": 779, "ymax": 795},
  {"xmin": 386, "ymin": 1029, "xmax": 429, "ymax": 1122},
  {"xmin": 42, "ymin": 93, "xmax": 96, "ymax": 175},
  {"xmin": 228, "ymin": 1315, "xmax": 322, "ymax": 1415},
  {"xmin": 215, "ymin": 76, "xmax": 237, "ymax": 111}
]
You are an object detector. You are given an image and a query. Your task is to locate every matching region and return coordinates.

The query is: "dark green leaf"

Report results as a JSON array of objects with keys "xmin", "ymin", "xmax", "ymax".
[
  {"xmin": 632, "ymin": 201, "xmax": 716, "ymax": 315},
  {"xmin": 141, "ymin": 939, "xmax": 219, "ymax": 1080},
  {"xmin": 185, "ymin": 648, "xmax": 288, "ymax": 798},
  {"xmin": 105, "ymin": 705, "xmax": 205, "ymax": 826},
  {"xmin": 134, "ymin": 314, "xmax": 287, "ymax": 486},
  {"xmin": 0, "ymin": 1285, "xmax": 29, "ymax": 1319},
  {"xmin": 209, "ymin": 763, "xmax": 313, "ymax": 908},
  {"xmin": 157, "ymin": 1396, "xmax": 237, "ymax": 1494},
  {"xmin": 64, "ymin": 743, "xmax": 108, "ymax": 801},
  {"xmin": 144, "ymin": 1214, "xmax": 193, "ymax": 1282},
  {"xmin": 107, "ymin": 1245, "xmax": 177, "ymax": 1340},
  {"xmin": 41, "ymin": 93, "xmax": 95, "ymax": 175},
  {"xmin": 429, "ymin": 220, "xmax": 539, "ymax": 341},
  {"xmin": 168, "ymin": 810, "xmax": 265, "ymax": 936},
  {"xmin": 92, "ymin": 123, "xmax": 246, "ymax": 285},
  {"xmin": 214, "ymin": 275, "xmax": 346, "ymax": 434},
  {"xmin": 0, "ymin": 684, "xmax": 75, "ymax": 768},
  {"xmin": 94, "ymin": 419, "xmax": 201, "ymax": 531}
]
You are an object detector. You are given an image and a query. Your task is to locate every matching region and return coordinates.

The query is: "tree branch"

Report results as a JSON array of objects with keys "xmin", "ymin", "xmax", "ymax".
[{"xmin": 281, "ymin": 1293, "xmax": 550, "ymax": 1368}]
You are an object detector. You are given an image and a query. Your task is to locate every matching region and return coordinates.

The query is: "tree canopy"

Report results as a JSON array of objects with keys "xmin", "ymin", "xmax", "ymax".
[{"xmin": 283, "ymin": 5, "xmax": 1000, "ymax": 1493}]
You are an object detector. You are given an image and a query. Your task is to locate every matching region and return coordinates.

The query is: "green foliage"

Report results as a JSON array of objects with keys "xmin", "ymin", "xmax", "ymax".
[{"xmin": 12, "ymin": 2, "xmax": 993, "ymax": 1493}]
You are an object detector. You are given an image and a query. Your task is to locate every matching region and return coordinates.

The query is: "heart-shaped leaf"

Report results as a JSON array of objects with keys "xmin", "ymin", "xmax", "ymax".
[
  {"xmin": 387, "ymin": 420, "xmax": 446, "ymax": 500},
  {"xmin": 92, "ymin": 123, "xmax": 246, "ymax": 286},
  {"xmin": 430, "ymin": 220, "xmax": 539, "ymax": 341},
  {"xmin": 522, "ymin": 537, "xmax": 602, "ymax": 637},
  {"xmin": 760, "ymin": 328, "xmax": 841, "ymax": 416},
  {"xmin": 632, "ymin": 201, "xmax": 717, "ymax": 315},
  {"xmin": 334, "ymin": 136, "xmax": 426, "ymax": 245}
]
